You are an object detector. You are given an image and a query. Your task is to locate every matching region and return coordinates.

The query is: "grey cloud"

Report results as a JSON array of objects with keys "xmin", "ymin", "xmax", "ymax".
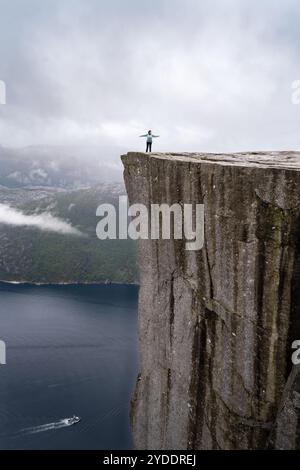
[{"xmin": 0, "ymin": 0, "xmax": 300, "ymax": 155}]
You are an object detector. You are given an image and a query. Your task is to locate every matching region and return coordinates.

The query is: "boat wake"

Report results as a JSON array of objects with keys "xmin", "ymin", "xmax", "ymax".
[{"xmin": 19, "ymin": 417, "xmax": 80, "ymax": 435}]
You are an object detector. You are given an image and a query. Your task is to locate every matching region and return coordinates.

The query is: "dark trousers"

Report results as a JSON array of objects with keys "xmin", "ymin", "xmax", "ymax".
[{"xmin": 146, "ymin": 142, "xmax": 152, "ymax": 152}]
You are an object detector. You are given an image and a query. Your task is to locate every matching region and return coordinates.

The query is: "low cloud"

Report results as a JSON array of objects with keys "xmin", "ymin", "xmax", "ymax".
[{"xmin": 0, "ymin": 203, "xmax": 82, "ymax": 236}]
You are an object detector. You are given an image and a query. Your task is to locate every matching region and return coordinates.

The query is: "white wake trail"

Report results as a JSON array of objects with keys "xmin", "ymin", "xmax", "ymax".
[{"xmin": 20, "ymin": 419, "xmax": 74, "ymax": 435}]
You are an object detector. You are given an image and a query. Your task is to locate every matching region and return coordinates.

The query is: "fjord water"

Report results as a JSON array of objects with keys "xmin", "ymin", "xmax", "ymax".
[{"xmin": 0, "ymin": 282, "xmax": 138, "ymax": 449}]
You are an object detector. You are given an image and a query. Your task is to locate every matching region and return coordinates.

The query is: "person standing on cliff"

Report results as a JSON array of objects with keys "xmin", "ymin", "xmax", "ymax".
[{"xmin": 139, "ymin": 130, "xmax": 160, "ymax": 152}]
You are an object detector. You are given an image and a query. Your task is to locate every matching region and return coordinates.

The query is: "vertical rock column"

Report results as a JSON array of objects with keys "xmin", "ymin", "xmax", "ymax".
[{"xmin": 122, "ymin": 151, "xmax": 300, "ymax": 450}]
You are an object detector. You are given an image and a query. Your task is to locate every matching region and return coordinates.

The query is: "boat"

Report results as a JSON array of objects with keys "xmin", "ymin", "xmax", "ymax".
[{"xmin": 64, "ymin": 415, "xmax": 81, "ymax": 426}]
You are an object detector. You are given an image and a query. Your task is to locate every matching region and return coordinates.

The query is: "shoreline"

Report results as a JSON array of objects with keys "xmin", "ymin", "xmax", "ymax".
[{"xmin": 0, "ymin": 279, "xmax": 139, "ymax": 287}]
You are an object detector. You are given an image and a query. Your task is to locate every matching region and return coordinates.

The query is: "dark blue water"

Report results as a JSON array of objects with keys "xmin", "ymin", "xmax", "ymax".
[{"xmin": 0, "ymin": 282, "xmax": 139, "ymax": 449}]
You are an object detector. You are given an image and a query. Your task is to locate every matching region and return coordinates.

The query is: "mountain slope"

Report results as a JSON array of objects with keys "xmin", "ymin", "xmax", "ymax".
[{"xmin": 0, "ymin": 183, "xmax": 138, "ymax": 284}]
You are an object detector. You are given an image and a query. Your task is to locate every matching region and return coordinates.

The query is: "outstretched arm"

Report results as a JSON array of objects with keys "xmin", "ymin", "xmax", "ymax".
[
  {"xmin": 152, "ymin": 135, "xmax": 160, "ymax": 138},
  {"xmin": 139, "ymin": 134, "xmax": 147, "ymax": 137}
]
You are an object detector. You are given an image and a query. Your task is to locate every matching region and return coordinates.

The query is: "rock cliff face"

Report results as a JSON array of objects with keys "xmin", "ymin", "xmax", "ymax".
[{"xmin": 121, "ymin": 151, "xmax": 300, "ymax": 450}]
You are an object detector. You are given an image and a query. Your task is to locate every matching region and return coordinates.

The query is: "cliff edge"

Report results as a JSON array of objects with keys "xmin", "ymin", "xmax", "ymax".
[{"xmin": 121, "ymin": 151, "xmax": 300, "ymax": 450}]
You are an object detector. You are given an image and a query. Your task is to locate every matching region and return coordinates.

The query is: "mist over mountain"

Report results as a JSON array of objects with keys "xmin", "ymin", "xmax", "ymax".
[
  {"xmin": 0, "ymin": 145, "xmax": 122, "ymax": 188},
  {"xmin": 0, "ymin": 145, "xmax": 136, "ymax": 284}
]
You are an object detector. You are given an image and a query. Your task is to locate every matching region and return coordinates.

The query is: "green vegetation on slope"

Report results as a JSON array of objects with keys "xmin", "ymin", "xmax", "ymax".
[{"xmin": 0, "ymin": 184, "xmax": 138, "ymax": 284}]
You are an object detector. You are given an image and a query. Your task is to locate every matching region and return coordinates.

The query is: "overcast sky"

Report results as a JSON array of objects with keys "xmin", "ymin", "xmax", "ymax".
[{"xmin": 0, "ymin": 0, "xmax": 300, "ymax": 156}]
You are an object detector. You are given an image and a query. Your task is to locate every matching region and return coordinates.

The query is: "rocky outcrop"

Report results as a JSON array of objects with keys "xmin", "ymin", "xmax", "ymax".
[
  {"xmin": 121, "ymin": 151, "xmax": 300, "ymax": 450},
  {"xmin": 268, "ymin": 365, "xmax": 300, "ymax": 449}
]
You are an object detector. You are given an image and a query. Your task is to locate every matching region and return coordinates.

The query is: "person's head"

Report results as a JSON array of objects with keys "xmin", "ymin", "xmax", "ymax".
[{"xmin": 148, "ymin": 130, "xmax": 152, "ymax": 134}]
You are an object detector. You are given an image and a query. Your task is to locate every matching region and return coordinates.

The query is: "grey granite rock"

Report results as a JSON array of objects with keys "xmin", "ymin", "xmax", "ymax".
[{"xmin": 121, "ymin": 151, "xmax": 300, "ymax": 449}]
